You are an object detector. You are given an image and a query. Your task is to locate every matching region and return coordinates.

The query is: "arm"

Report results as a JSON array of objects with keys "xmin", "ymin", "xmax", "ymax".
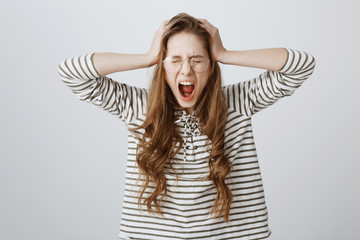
[
  {"xmin": 223, "ymin": 48, "xmax": 315, "ymax": 116},
  {"xmin": 57, "ymin": 20, "xmax": 169, "ymax": 123},
  {"xmin": 199, "ymin": 19, "xmax": 316, "ymax": 116},
  {"xmin": 92, "ymin": 20, "xmax": 169, "ymax": 76},
  {"xmin": 218, "ymin": 48, "xmax": 288, "ymax": 72},
  {"xmin": 92, "ymin": 53, "xmax": 152, "ymax": 76},
  {"xmin": 198, "ymin": 19, "xmax": 288, "ymax": 71},
  {"xmin": 57, "ymin": 53, "xmax": 147, "ymax": 124}
]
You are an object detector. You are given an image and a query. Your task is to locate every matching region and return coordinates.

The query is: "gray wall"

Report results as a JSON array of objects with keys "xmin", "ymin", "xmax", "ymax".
[{"xmin": 1, "ymin": 0, "xmax": 359, "ymax": 239}]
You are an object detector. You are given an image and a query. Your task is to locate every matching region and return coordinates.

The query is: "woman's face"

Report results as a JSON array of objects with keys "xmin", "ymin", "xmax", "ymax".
[{"xmin": 164, "ymin": 31, "xmax": 210, "ymax": 114}]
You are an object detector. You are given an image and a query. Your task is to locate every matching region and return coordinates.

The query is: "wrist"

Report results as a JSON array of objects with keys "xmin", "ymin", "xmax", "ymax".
[
  {"xmin": 145, "ymin": 52, "xmax": 158, "ymax": 67},
  {"xmin": 214, "ymin": 49, "xmax": 228, "ymax": 63}
]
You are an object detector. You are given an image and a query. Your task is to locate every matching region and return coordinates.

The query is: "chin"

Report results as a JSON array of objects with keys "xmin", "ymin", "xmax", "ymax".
[
  {"xmin": 179, "ymin": 101, "xmax": 194, "ymax": 108},
  {"xmin": 177, "ymin": 99, "xmax": 196, "ymax": 112}
]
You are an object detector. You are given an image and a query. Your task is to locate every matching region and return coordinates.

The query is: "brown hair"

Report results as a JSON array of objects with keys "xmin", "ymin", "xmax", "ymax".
[{"xmin": 134, "ymin": 13, "xmax": 233, "ymax": 222}]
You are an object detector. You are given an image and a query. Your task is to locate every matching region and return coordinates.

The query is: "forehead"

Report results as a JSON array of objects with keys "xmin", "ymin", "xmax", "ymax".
[{"xmin": 166, "ymin": 32, "xmax": 208, "ymax": 56}]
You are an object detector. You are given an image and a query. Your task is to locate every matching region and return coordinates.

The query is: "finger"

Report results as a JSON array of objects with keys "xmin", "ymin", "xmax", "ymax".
[
  {"xmin": 164, "ymin": 20, "xmax": 171, "ymax": 30},
  {"xmin": 198, "ymin": 18, "xmax": 212, "ymax": 27},
  {"xmin": 198, "ymin": 19, "xmax": 211, "ymax": 30},
  {"xmin": 198, "ymin": 18, "xmax": 209, "ymax": 28},
  {"xmin": 198, "ymin": 18, "xmax": 216, "ymax": 33},
  {"xmin": 157, "ymin": 20, "xmax": 170, "ymax": 34}
]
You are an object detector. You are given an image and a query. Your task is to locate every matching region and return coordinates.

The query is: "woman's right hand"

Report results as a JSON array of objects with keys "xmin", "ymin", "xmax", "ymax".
[
  {"xmin": 146, "ymin": 20, "xmax": 170, "ymax": 66},
  {"xmin": 89, "ymin": 21, "xmax": 170, "ymax": 76}
]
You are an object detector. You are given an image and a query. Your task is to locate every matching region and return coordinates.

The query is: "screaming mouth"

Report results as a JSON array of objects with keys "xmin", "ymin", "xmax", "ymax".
[{"xmin": 179, "ymin": 81, "xmax": 195, "ymax": 98}]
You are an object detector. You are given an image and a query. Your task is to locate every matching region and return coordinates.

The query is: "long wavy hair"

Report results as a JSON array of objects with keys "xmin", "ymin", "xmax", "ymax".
[{"xmin": 133, "ymin": 13, "xmax": 233, "ymax": 222}]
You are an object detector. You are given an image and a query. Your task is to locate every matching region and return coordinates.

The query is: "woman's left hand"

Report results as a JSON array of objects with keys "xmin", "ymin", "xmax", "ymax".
[{"xmin": 198, "ymin": 18, "xmax": 227, "ymax": 63}]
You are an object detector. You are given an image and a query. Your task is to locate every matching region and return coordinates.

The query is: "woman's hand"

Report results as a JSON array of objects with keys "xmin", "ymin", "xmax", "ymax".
[
  {"xmin": 146, "ymin": 20, "xmax": 170, "ymax": 66},
  {"xmin": 198, "ymin": 19, "xmax": 227, "ymax": 63}
]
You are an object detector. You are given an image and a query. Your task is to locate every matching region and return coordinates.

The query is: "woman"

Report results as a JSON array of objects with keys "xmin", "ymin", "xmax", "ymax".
[{"xmin": 58, "ymin": 13, "xmax": 315, "ymax": 240}]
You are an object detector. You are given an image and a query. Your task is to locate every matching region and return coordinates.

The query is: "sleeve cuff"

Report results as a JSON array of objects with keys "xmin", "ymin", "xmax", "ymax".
[{"xmin": 89, "ymin": 53, "xmax": 102, "ymax": 78}]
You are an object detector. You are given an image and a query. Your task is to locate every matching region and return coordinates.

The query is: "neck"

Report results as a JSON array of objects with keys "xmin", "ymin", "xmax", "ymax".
[{"xmin": 184, "ymin": 107, "xmax": 194, "ymax": 115}]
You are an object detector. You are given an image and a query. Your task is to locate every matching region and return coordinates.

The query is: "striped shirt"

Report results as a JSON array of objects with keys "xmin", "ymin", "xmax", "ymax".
[{"xmin": 58, "ymin": 48, "xmax": 315, "ymax": 240}]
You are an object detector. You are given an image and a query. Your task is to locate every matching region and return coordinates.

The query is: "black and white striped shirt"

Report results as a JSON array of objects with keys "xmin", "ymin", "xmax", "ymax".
[{"xmin": 58, "ymin": 48, "xmax": 315, "ymax": 240}]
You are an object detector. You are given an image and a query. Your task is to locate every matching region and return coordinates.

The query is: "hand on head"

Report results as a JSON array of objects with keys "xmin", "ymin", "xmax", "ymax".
[
  {"xmin": 198, "ymin": 18, "xmax": 227, "ymax": 63},
  {"xmin": 147, "ymin": 20, "xmax": 170, "ymax": 66}
]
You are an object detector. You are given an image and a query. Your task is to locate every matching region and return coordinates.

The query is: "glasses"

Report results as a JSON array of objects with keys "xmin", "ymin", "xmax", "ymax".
[{"xmin": 163, "ymin": 56, "xmax": 210, "ymax": 73}]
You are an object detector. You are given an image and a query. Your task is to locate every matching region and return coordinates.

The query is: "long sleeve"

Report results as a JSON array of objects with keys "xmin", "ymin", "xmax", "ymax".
[
  {"xmin": 57, "ymin": 53, "xmax": 148, "ymax": 125},
  {"xmin": 224, "ymin": 48, "xmax": 316, "ymax": 117}
]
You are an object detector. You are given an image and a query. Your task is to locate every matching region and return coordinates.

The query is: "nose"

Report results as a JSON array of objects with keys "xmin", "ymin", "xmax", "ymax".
[{"xmin": 180, "ymin": 59, "xmax": 192, "ymax": 75}]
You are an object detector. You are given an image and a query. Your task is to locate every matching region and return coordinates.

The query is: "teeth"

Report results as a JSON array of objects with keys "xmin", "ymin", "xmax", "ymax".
[{"xmin": 179, "ymin": 81, "xmax": 194, "ymax": 86}]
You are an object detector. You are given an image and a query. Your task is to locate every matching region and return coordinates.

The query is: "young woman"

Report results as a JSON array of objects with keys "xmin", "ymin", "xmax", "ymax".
[{"xmin": 58, "ymin": 13, "xmax": 315, "ymax": 240}]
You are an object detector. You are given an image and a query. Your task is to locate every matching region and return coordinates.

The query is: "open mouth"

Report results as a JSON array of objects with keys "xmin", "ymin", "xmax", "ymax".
[{"xmin": 178, "ymin": 81, "xmax": 195, "ymax": 101}]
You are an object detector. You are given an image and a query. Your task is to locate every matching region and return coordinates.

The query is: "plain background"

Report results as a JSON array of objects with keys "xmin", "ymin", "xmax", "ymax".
[{"xmin": 1, "ymin": 0, "xmax": 359, "ymax": 239}]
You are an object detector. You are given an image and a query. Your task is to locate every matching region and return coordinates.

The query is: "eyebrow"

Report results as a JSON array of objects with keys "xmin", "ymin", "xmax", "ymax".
[{"xmin": 170, "ymin": 55, "xmax": 205, "ymax": 58}]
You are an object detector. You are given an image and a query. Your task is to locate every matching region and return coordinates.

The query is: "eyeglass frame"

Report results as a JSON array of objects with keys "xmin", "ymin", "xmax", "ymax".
[{"xmin": 162, "ymin": 56, "xmax": 211, "ymax": 73}]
